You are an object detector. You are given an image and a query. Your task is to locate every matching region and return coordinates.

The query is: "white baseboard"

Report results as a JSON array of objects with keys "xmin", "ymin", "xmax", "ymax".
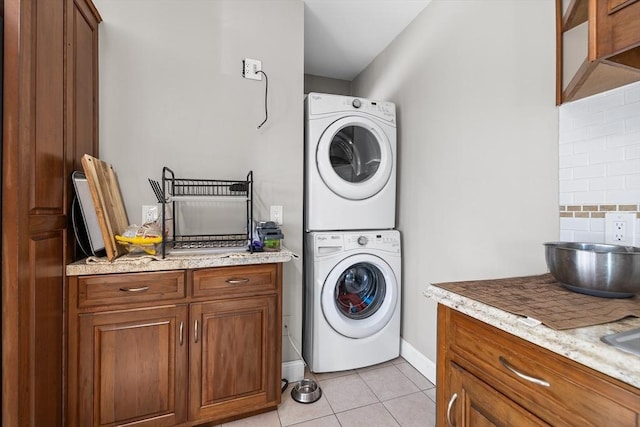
[
  {"xmin": 400, "ymin": 337, "xmax": 437, "ymax": 385},
  {"xmin": 282, "ymin": 359, "xmax": 305, "ymax": 383},
  {"xmin": 281, "ymin": 340, "xmax": 435, "ymax": 385}
]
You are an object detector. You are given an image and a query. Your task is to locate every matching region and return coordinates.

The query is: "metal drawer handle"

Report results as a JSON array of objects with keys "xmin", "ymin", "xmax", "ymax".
[
  {"xmin": 226, "ymin": 278, "xmax": 250, "ymax": 285},
  {"xmin": 446, "ymin": 392, "xmax": 457, "ymax": 427},
  {"xmin": 119, "ymin": 286, "xmax": 150, "ymax": 293},
  {"xmin": 179, "ymin": 322, "xmax": 184, "ymax": 346},
  {"xmin": 499, "ymin": 356, "xmax": 550, "ymax": 387},
  {"xmin": 194, "ymin": 320, "xmax": 199, "ymax": 343}
]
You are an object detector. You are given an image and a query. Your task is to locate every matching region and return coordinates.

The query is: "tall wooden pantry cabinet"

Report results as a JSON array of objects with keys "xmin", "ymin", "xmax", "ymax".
[{"xmin": 2, "ymin": 0, "xmax": 101, "ymax": 425}]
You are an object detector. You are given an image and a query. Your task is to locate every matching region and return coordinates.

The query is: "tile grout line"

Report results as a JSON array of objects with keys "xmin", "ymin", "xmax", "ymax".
[{"xmin": 278, "ymin": 357, "xmax": 435, "ymax": 426}]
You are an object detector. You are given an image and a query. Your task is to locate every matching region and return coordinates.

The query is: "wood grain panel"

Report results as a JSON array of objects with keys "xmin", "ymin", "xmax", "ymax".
[
  {"xmin": 68, "ymin": 263, "xmax": 283, "ymax": 426},
  {"xmin": 192, "ymin": 264, "xmax": 277, "ymax": 299},
  {"xmin": 33, "ymin": 0, "xmax": 65, "ymax": 214},
  {"xmin": 450, "ymin": 363, "xmax": 548, "ymax": 427},
  {"xmin": 437, "ymin": 305, "xmax": 640, "ymax": 426},
  {"xmin": 189, "ymin": 295, "xmax": 280, "ymax": 421},
  {"xmin": 78, "ymin": 270, "xmax": 186, "ymax": 309},
  {"xmin": 205, "ymin": 307, "xmax": 262, "ymax": 401},
  {"xmin": 591, "ymin": 0, "xmax": 640, "ymax": 59},
  {"xmin": 3, "ymin": 1, "xmax": 102, "ymax": 425},
  {"xmin": 31, "ymin": 231, "xmax": 65, "ymax": 427},
  {"xmin": 78, "ymin": 306, "xmax": 188, "ymax": 427},
  {"xmin": 70, "ymin": 0, "xmax": 101, "ymax": 172}
]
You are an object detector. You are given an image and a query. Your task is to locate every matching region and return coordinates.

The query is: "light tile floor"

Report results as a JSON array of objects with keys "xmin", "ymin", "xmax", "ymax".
[{"xmin": 220, "ymin": 357, "xmax": 437, "ymax": 427}]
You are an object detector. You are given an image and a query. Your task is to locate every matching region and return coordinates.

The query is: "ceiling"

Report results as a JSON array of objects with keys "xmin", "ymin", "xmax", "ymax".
[{"xmin": 303, "ymin": 0, "xmax": 432, "ymax": 81}]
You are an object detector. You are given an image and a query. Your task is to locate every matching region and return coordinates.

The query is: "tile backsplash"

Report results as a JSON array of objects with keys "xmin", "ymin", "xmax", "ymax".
[{"xmin": 559, "ymin": 81, "xmax": 640, "ymax": 245}]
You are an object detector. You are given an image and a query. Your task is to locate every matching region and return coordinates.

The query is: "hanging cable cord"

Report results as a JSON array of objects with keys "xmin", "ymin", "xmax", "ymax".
[
  {"xmin": 281, "ymin": 321, "xmax": 308, "ymax": 394},
  {"xmin": 256, "ymin": 70, "xmax": 269, "ymax": 129}
]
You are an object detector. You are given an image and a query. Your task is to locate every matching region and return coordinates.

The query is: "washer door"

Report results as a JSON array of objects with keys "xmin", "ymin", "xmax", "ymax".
[
  {"xmin": 317, "ymin": 116, "xmax": 393, "ymax": 200},
  {"xmin": 321, "ymin": 254, "xmax": 398, "ymax": 339}
]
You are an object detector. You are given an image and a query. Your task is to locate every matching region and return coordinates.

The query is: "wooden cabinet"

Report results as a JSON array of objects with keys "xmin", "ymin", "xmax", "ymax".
[
  {"xmin": 2, "ymin": 0, "xmax": 101, "ymax": 425},
  {"xmin": 67, "ymin": 263, "xmax": 283, "ymax": 427},
  {"xmin": 77, "ymin": 306, "xmax": 189, "ymax": 427},
  {"xmin": 446, "ymin": 362, "xmax": 546, "ymax": 427},
  {"xmin": 591, "ymin": 0, "xmax": 640, "ymax": 60},
  {"xmin": 189, "ymin": 296, "xmax": 280, "ymax": 421},
  {"xmin": 437, "ymin": 305, "xmax": 640, "ymax": 426},
  {"xmin": 68, "ymin": 0, "xmax": 102, "ymax": 172},
  {"xmin": 557, "ymin": 0, "xmax": 640, "ymax": 103}
]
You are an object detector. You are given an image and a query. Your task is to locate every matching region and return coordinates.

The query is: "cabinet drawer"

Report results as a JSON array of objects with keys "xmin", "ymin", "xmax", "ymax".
[
  {"xmin": 78, "ymin": 271, "xmax": 186, "ymax": 308},
  {"xmin": 192, "ymin": 264, "xmax": 277, "ymax": 299},
  {"xmin": 447, "ymin": 309, "xmax": 640, "ymax": 426}
]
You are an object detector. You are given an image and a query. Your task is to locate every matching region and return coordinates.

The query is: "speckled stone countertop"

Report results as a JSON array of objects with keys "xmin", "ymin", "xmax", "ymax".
[
  {"xmin": 66, "ymin": 248, "xmax": 297, "ymax": 276},
  {"xmin": 425, "ymin": 284, "xmax": 640, "ymax": 390}
]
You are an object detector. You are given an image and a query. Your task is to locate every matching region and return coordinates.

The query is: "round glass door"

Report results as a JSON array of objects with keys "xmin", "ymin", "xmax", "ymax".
[
  {"xmin": 321, "ymin": 254, "xmax": 398, "ymax": 339},
  {"xmin": 317, "ymin": 117, "xmax": 393, "ymax": 201},
  {"xmin": 330, "ymin": 127, "xmax": 381, "ymax": 184},
  {"xmin": 335, "ymin": 263, "xmax": 385, "ymax": 319}
]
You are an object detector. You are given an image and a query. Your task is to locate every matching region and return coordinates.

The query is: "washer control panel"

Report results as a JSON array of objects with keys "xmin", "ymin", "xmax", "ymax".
[
  {"xmin": 344, "ymin": 231, "xmax": 400, "ymax": 253},
  {"xmin": 313, "ymin": 231, "xmax": 400, "ymax": 254}
]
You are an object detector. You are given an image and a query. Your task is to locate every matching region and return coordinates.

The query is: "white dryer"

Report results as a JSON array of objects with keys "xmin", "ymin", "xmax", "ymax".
[
  {"xmin": 303, "ymin": 230, "xmax": 401, "ymax": 373},
  {"xmin": 304, "ymin": 93, "xmax": 397, "ymax": 231}
]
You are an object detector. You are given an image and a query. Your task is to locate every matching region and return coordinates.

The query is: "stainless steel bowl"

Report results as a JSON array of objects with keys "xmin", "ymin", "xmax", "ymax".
[
  {"xmin": 544, "ymin": 242, "xmax": 640, "ymax": 298},
  {"xmin": 291, "ymin": 379, "xmax": 322, "ymax": 404}
]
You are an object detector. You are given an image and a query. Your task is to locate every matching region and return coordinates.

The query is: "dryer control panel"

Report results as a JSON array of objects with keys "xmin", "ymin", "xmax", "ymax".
[{"xmin": 306, "ymin": 92, "xmax": 396, "ymax": 123}]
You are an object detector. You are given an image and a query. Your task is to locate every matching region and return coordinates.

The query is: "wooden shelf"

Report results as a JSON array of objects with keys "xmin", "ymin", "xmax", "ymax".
[
  {"xmin": 562, "ymin": 0, "xmax": 587, "ymax": 31},
  {"xmin": 557, "ymin": 0, "xmax": 640, "ymax": 104},
  {"xmin": 564, "ymin": 57, "xmax": 640, "ymax": 102}
]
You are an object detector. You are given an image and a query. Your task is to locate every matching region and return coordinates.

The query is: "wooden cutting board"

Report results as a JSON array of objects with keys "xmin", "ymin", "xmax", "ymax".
[{"xmin": 81, "ymin": 154, "xmax": 130, "ymax": 261}]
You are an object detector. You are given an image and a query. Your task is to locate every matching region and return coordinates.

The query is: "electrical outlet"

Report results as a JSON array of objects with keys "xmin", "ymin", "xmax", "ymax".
[
  {"xmin": 142, "ymin": 205, "xmax": 158, "ymax": 224},
  {"xmin": 242, "ymin": 58, "xmax": 262, "ymax": 80},
  {"xmin": 282, "ymin": 316, "xmax": 290, "ymax": 336},
  {"xmin": 270, "ymin": 205, "xmax": 283, "ymax": 225},
  {"xmin": 605, "ymin": 212, "xmax": 636, "ymax": 245},
  {"xmin": 614, "ymin": 221, "xmax": 626, "ymax": 241}
]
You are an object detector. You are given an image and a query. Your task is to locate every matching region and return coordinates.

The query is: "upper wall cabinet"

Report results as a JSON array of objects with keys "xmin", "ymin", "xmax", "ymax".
[{"xmin": 557, "ymin": 0, "xmax": 640, "ymax": 104}]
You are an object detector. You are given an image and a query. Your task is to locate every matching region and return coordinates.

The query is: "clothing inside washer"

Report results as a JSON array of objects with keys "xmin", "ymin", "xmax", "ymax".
[
  {"xmin": 329, "ymin": 126, "xmax": 381, "ymax": 183},
  {"xmin": 335, "ymin": 262, "xmax": 386, "ymax": 319}
]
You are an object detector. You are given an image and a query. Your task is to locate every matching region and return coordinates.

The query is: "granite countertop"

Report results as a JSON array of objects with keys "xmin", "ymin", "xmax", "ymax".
[
  {"xmin": 67, "ymin": 248, "xmax": 297, "ymax": 276},
  {"xmin": 425, "ymin": 284, "xmax": 640, "ymax": 390}
]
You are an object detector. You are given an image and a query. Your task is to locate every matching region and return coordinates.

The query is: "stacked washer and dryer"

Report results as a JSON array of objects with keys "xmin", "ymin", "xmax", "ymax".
[{"xmin": 303, "ymin": 92, "xmax": 401, "ymax": 373}]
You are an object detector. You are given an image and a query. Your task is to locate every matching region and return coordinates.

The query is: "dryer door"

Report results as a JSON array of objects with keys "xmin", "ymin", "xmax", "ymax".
[
  {"xmin": 321, "ymin": 253, "xmax": 398, "ymax": 339},
  {"xmin": 317, "ymin": 117, "xmax": 393, "ymax": 200}
]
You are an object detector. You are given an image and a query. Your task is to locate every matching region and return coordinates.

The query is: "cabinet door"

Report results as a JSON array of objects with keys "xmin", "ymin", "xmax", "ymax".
[
  {"xmin": 3, "ymin": 0, "xmax": 68, "ymax": 425},
  {"xmin": 591, "ymin": 0, "xmax": 640, "ymax": 60},
  {"xmin": 68, "ymin": 0, "xmax": 101, "ymax": 172},
  {"xmin": 448, "ymin": 363, "xmax": 548, "ymax": 427},
  {"xmin": 189, "ymin": 296, "xmax": 281, "ymax": 422},
  {"xmin": 77, "ymin": 305, "xmax": 188, "ymax": 427}
]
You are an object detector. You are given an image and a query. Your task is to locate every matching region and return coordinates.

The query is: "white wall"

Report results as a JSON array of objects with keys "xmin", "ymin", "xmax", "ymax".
[
  {"xmin": 94, "ymin": 0, "xmax": 305, "ymax": 356},
  {"xmin": 304, "ymin": 74, "xmax": 351, "ymax": 96},
  {"xmin": 352, "ymin": 0, "xmax": 559, "ymax": 370},
  {"xmin": 559, "ymin": 81, "xmax": 640, "ymax": 245}
]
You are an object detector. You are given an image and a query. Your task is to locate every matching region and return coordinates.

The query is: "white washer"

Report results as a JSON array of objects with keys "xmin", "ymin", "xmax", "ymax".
[
  {"xmin": 305, "ymin": 92, "xmax": 397, "ymax": 231},
  {"xmin": 303, "ymin": 230, "xmax": 401, "ymax": 373}
]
